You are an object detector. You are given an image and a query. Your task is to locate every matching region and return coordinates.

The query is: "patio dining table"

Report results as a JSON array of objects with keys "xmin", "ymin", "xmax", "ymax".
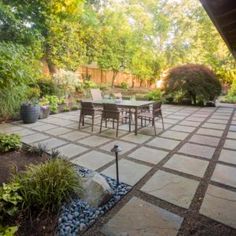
[{"xmin": 88, "ymin": 99, "xmax": 155, "ymax": 135}]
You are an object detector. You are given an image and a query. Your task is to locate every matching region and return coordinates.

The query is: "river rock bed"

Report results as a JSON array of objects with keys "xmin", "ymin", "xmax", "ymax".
[{"xmin": 57, "ymin": 166, "xmax": 131, "ymax": 235}]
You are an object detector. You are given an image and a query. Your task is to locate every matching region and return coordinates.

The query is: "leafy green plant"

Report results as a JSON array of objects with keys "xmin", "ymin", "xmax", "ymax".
[
  {"xmin": 0, "ymin": 183, "xmax": 22, "ymax": 221},
  {"xmin": 71, "ymin": 105, "xmax": 79, "ymax": 111},
  {"xmin": 120, "ymin": 82, "xmax": 129, "ymax": 90},
  {"xmin": 39, "ymin": 97, "xmax": 49, "ymax": 107},
  {"xmin": 13, "ymin": 159, "xmax": 83, "ymax": 212},
  {"xmin": 0, "ymin": 134, "xmax": 21, "ymax": 153},
  {"xmin": 145, "ymin": 89, "xmax": 163, "ymax": 101},
  {"xmin": 25, "ymin": 87, "xmax": 41, "ymax": 104},
  {"xmin": 37, "ymin": 79, "xmax": 60, "ymax": 97},
  {"xmin": 62, "ymin": 107, "xmax": 70, "ymax": 112},
  {"xmin": 45, "ymin": 95, "xmax": 59, "ymax": 113},
  {"xmin": 0, "ymin": 225, "xmax": 18, "ymax": 236},
  {"xmin": 23, "ymin": 144, "xmax": 47, "ymax": 157}
]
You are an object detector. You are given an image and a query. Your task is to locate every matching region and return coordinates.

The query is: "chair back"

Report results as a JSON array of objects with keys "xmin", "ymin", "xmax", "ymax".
[
  {"xmin": 102, "ymin": 103, "xmax": 119, "ymax": 119},
  {"xmin": 80, "ymin": 101, "xmax": 95, "ymax": 115},
  {"xmin": 153, "ymin": 102, "xmax": 162, "ymax": 117},
  {"xmin": 91, "ymin": 89, "xmax": 103, "ymax": 101}
]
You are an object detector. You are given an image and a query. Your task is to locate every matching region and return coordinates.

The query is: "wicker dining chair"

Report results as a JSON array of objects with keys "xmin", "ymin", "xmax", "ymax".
[
  {"xmin": 137, "ymin": 102, "xmax": 164, "ymax": 135},
  {"xmin": 100, "ymin": 103, "xmax": 129, "ymax": 137},
  {"xmin": 78, "ymin": 101, "xmax": 101, "ymax": 132}
]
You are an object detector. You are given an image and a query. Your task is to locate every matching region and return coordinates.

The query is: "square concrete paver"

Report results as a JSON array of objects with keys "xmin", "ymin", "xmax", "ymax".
[
  {"xmin": 219, "ymin": 149, "xmax": 236, "ymax": 165},
  {"xmin": 171, "ymin": 125, "xmax": 195, "ymax": 133},
  {"xmin": 71, "ymin": 150, "xmax": 113, "ymax": 170},
  {"xmin": 33, "ymin": 124, "xmax": 58, "ymax": 131},
  {"xmin": 179, "ymin": 121, "xmax": 201, "ymax": 127},
  {"xmin": 178, "ymin": 143, "xmax": 215, "ymax": 159},
  {"xmin": 227, "ymin": 132, "xmax": 236, "ymax": 139},
  {"xmin": 189, "ymin": 135, "xmax": 220, "ymax": 147},
  {"xmin": 211, "ymin": 164, "xmax": 236, "ymax": 188},
  {"xmin": 229, "ymin": 125, "xmax": 236, "ymax": 131},
  {"xmin": 128, "ymin": 146, "xmax": 168, "ymax": 164},
  {"xmin": 141, "ymin": 170, "xmax": 199, "ymax": 208},
  {"xmin": 197, "ymin": 128, "xmax": 223, "ymax": 137},
  {"xmin": 101, "ymin": 197, "xmax": 183, "ymax": 236},
  {"xmin": 207, "ymin": 119, "xmax": 228, "ymax": 124},
  {"xmin": 45, "ymin": 127, "xmax": 71, "ymax": 136},
  {"xmin": 202, "ymin": 123, "xmax": 226, "ymax": 130},
  {"xmin": 160, "ymin": 130, "xmax": 189, "ymax": 141},
  {"xmin": 22, "ymin": 133, "xmax": 50, "ymax": 144},
  {"xmin": 56, "ymin": 143, "xmax": 88, "ymax": 158},
  {"xmin": 164, "ymin": 154, "xmax": 209, "ymax": 177},
  {"xmin": 34, "ymin": 138, "xmax": 67, "ymax": 150},
  {"xmin": 102, "ymin": 159, "xmax": 151, "ymax": 186},
  {"xmin": 224, "ymin": 139, "xmax": 236, "ymax": 150},
  {"xmin": 77, "ymin": 135, "xmax": 111, "ymax": 147},
  {"xmin": 59, "ymin": 131, "xmax": 90, "ymax": 141},
  {"xmin": 100, "ymin": 128, "xmax": 128, "ymax": 138},
  {"xmin": 100, "ymin": 140, "xmax": 136, "ymax": 154},
  {"xmin": 147, "ymin": 137, "xmax": 180, "ymax": 151},
  {"xmin": 200, "ymin": 185, "xmax": 236, "ymax": 229},
  {"xmin": 121, "ymin": 133, "xmax": 151, "ymax": 144},
  {"xmin": 5, "ymin": 128, "xmax": 35, "ymax": 137}
]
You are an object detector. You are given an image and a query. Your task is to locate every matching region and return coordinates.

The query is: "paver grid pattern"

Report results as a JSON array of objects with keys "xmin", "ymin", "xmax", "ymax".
[{"xmin": 2, "ymin": 104, "xmax": 236, "ymax": 235}]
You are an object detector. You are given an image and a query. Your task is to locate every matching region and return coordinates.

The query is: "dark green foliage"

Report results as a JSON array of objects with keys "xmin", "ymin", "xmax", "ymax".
[
  {"xmin": 0, "ymin": 182, "xmax": 22, "ymax": 221},
  {"xmin": 37, "ymin": 79, "xmax": 60, "ymax": 97},
  {"xmin": 145, "ymin": 89, "xmax": 163, "ymax": 101},
  {"xmin": 163, "ymin": 64, "xmax": 221, "ymax": 105},
  {"xmin": 23, "ymin": 144, "xmax": 47, "ymax": 157},
  {"xmin": 0, "ymin": 133, "xmax": 21, "ymax": 153},
  {"xmin": 120, "ymin": 82, "xmax": 129, "ymax": 90},
  {"xmin": 13, "ymin": 159, "xmax": 82, "ymax": 212}
]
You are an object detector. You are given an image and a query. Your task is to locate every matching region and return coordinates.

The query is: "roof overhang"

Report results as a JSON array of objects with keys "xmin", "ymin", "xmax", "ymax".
[{"xmin": 200, "ymin": 0, "xmax": 236, "ymax": 58}]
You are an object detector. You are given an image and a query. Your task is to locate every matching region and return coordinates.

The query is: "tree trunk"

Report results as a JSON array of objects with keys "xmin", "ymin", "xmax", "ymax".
[
  {"xmin": 111, "ymin": 70, "xmax": 118, "ymax": 88},
  {"xmin": 132, "ymin": 76, "xmax": 135, "ymax": 88}
]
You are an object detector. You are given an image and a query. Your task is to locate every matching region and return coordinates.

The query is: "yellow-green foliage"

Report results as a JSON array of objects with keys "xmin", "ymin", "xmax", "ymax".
[{"xmin": 0, "ymin": 134, "xmax": 21, "ymax": 153}]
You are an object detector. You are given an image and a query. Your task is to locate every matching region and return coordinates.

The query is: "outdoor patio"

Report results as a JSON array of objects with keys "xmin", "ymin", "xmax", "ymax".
[{"xmin": 1, "ymin": 104, "xmax": 236, "ymax": 235}]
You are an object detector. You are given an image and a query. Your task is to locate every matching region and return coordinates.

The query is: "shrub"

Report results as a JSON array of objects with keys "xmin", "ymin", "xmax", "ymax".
[
  {"xmin": 145, "ymin": 89, "xmax": 163, "ymax": 101},
  {"xmin": 0, "ymin": 182, "xmax": 22, "ymax": 221},
  {"xmin": 45, "ymin": 95, "xmax": 59, "ymax": 113},
  {"xmin": 37, "ymin": 79, "xmax": 60, "ymax": 97},
  {"xmin": 13, "ymin": 159, "xmax": 82, "ymax": 212},
  {"xmin": 120, "ymin": 82, "xmax": 129, "ymax": 90},
  {"xmin": 228, "ymin": 78, "xmax": 236, "ymax": 97},
  {"xmin": 0, "ymin": 134, "xmax": 22, "ymax": 153},
  {"xmin": 163, "ymin": 64, "xmax": 221, "ymax": 105},
  {"xmin": 0, "ymin": 225, "xmax": 18, "ymax": 236}
]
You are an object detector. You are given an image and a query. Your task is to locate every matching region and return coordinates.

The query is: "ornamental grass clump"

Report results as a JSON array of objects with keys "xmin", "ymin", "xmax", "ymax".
[{"xmin": 13, "ymin": 159, "xmax": 82, "ymax": 212}]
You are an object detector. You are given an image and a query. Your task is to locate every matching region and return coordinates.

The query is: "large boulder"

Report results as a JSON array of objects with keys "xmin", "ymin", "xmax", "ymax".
[{"xmin": 81, "ymin": 171, "xmax": 114, "ymax": 207}]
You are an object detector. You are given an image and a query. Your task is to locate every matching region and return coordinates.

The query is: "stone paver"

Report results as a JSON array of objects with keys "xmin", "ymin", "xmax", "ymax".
[
  {"xmin": 207, "ymin": 119, "xmax": 228, "ymax": 124},
  {"xmin": 196, "ymin": 128, "xmax": 223, "ymax": 137},
  {"xmin": 179, "ymin": 120, "xmax": 201, "ymax": 127},
  {"xmin": 77, "ymin": 135, "xmax": 111, "ymax": 147},
  {"xmin": 171, "ymin": 125, "xmax": 195, "ymax": 133},
  {"xmin": 224, "ymin": 139, "xmax": 236, "ymax": 150},
  {"xmin": 178, "ymin": 143, "xmax": 215, "ymax": 159},
  {"xmin": 121, "ymin": 133, "xmax": 151, "ymax": 144},
  {"xmin": 100, "ymin": 128, "xmax": 127, "ymax": 138},
  {"xmin": 71, "ymin": 150, "xmax": 113, "ymax": 170},
  {"xmin": 164, "ymin": 154, "xmax": 209, "ymax": 177},
  {"xmin": 200, "ymin": 185, "xmax": 236, "ymax": 229},
  {"xmin": 56, "ymin": 143, "xmax": 88, "ymax": 158},
  {"xmin": 189, "ymin": 134, "xmax": 220, "ymax": 147},
  {"xmin": 128, "ymin": 146, "xmax": 168, "ymax": 164},
  {"xmin": 141, "ymin": 170, "xmax": 199, "ymax": 208},
  {"xmin": 34, "ymin": 137, "xmax": 67, "ymax": 150},
  {"xmin": 100, "ymin": 140, "xmax": 136, "ymax": 154},
  {"xmin": 229, "ymin": 125, "xmax": 236, "ymax": 132},
  {"xmin": 211, "ymin": 164, "xmax": 236, "ymax": 188},
  {"xmin": 33, "ymin": 123, "xmax": 58, "ymax": 131},
  {"xmin": 22, "ymin": 133, "xmax": 50, "ymax": 144},
  {"xmin": 45, "ymin": 127, "xmax": 71, "ymax": 136},
  {"xmin": 5, "ymin": 128, "xmax": 35, "ymax": 137},
  {"xmin": 160, "ymin": 130, "xmax": 189, "ymax": 141},
  {"xmin": 147, "ymin": 137, "xmax": 180, "ymax": 150},
  {"xmin": 219, "ymin": 149, "xmax": 236, "ymax": 165},
  {"xmin": 59, "ymin": 130, "xmax": 90, "ymax": 141},
  {"xmin": 202, "ymin": 123, "xmax": 226, "ymax": 130},
  {"xmin": 227, "ymin": 132, "xmax": 236, "ymax": 139},
  {"xmin": 102, "ymin": 159, "xmax": 151, "ymax": 186},
  {"xmin": 101, "ymin": 197, "xmax": 183, "ymax": 236}
]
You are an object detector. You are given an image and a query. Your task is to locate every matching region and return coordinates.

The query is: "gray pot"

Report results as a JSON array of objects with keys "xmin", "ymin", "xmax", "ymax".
[
  {"xmin": 39, "ymin": 106, "xmax": 50, "ymax": 119},
  {"xmin": 21, "ymin": 104, "xmax": 40, "ymax": 124}
]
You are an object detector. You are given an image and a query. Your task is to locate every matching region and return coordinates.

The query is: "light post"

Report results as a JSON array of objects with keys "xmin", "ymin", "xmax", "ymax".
[{"xmin": 111, "ymin": 144, "xmax": 122, "ymax": 187}]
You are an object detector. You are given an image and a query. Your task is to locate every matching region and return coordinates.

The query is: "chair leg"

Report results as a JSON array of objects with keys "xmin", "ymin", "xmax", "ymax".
[
  {"xmin": 105, "ymin": 119, "xmax": 107, "ymax": 128},
  {"xmin": 112, "ymin": 119, "xmax": 115, "ymax": 129},
  {"xmin": 100, "ymin": 117, "xmax": 103, "ymax": 133},
  {"xmin": 161, "ymin": 115, "xmax": 164, "ymax": 130},
  {"xmin": 116, "ymin": 119, "xmax": 119, "ymax": 137},
  {"xmin": 92, "ymin": 115, "xmax": 94, "ymax": 132},
  {"xmin": 82, "ymin": 116, "xmax": 85, "ymax": 126},
  {"xmin": 153, "ymin": 118, "xmax": 157, "ymax": 136},
  {"xmin": 78, "ymin": 114, "xmax": 82, "ymax": 129}
]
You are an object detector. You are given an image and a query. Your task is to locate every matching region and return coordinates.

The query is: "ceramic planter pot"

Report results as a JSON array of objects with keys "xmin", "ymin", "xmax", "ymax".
[
  {"xmin": 39, "ymin": 105, "xmax": 50, "ymax": 119},
  {"xmin": 21, "ymin": 104, "xmax": 40, "ymax": 124}
]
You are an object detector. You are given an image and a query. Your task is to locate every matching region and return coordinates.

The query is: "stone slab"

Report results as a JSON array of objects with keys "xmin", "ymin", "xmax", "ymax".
[
  {"xmin": 121, "ymin": 133, "xmax": 151, "ymax": 144},
  {"xmin": 196, "ymin": 128, "xmax": 223, "ymax": 137},
  {"xmin": 78, "ymin": 135, "xmax": 111, "ymax": 147},
  {"xmin": 147, "ymin": 137, "xmax": 180, "ymax": 151},
  {"xmin": 200, "ymin": 185, "xmax": 236, "ymax": 229},
  {"xmin": 59, "ymin": 131, "xmax": 90, "ymax": 141},
  {"xmin": 224, "ymin": 139, "xmax": 236, "ymax": 150},
  {"xmin": 160, "ymin": 130, "xmax": 189, "ymax": 141},
  {"xmin": 164, "ymin": 154, "xmax": 209, "ymax": 177},
  {"xmin": 202, "ymin": 123, "xmax": 226, "ymax": 130},
  {"xmin": 45, "ymin": 127, "xmax": 71, "ymax": 136},
  {"xmin": 34, "ymin": 138, "xmax": 67, "ymax": 150},
  {"xmin": 22, "ymin": 133, "xmax": 50, "ymax": 144},
  {"xmin": 229, "ymin": 125, "xmax": 236, "ymax": 132},
  {"xmin": 207, "ymin": 119, "xmax": 228, "ymax": 124},
  {"xmin": 171, "ymin": 125, "xmax": 195, "ymax": 133},
  {"xmin": 179, "ymin": 121, "xmax": 201, "ymax": 127},
  {"xmin": 141, "ymin": 170, "xmax": 199, "ymax": 208},
  {"xmin": 33, "ymin": 124, "xmax": 58, "ymax": 131},
  {"xmin": 189, "ymin": 134, "xmax": 220, "ymax": 147},
  {"xmin": 227, "ymin": 132, "xmax": 236, "ymax": 139},
  {"xmin": 219, "ymin": 149, "xmax": 236, "ymax": 165},
  {"xmin": 100, "ymin": 128, "xmax": 127, "ymax": 138},
  {"xmin": 211, "ymin": 164, "xmax": 236, "ymax": 188},
  {"xmin": 71, "ymin": 150, "xmax": 113, "ymax": 170},
  {"xmin": 100, "ymin": 140, "xmax": 136, "ymax": 154},
  {"xmin": 128, "ymin": 146, "xmax": 168, "ymax": 164},
  {"xmin": 102, "ymin": 159, "xmax": 151, "ymax": 186},
  {"xmin": 101, "ymin": 197, "xmax": 183, "ymax": 236},
  {"xmin": 178, "ymin": 143, "xmax": 215, "ymax": 159},
  {"xmin": 56, "ymin": 143, "xmax": 88, "ymax": 158}
]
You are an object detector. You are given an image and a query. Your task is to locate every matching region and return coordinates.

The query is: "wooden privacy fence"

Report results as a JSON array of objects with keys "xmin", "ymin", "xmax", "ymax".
[{"xmin": 77, "ymin": 65, "xmax": 156, "ymax": 88}]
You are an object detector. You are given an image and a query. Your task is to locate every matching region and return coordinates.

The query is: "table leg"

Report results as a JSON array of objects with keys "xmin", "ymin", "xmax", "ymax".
[{"xmin": 135, "ymin": 107, "xmax": 138, "ymax": 135}]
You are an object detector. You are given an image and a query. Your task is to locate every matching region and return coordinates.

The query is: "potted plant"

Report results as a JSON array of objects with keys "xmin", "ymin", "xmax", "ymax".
[
  {"xmin": 39, "ymin": 97, "xmax": 50, "ymax": 119},
  {"xmin": 21, "ymin": 88, "xmax": 40, "ymax": 124}
]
